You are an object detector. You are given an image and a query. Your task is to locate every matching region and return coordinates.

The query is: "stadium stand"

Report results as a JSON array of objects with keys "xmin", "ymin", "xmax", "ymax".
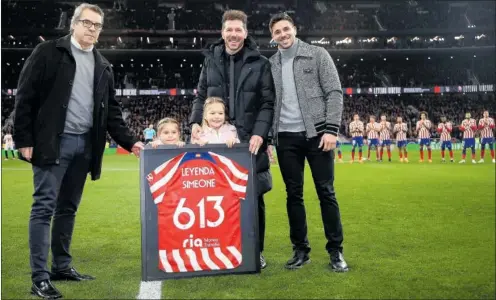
[{"xmin": 2, "ymin": 0, "xmax": 495, "ymax": 145}]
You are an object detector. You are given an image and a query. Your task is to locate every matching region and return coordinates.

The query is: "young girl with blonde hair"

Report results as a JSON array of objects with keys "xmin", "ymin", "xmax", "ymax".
[
  {"xmin": 151, "ymin": 118, "xmax": 185, "ymax": 148},
  {"xmin": 191, "ymin": 97, "xmax": 239, "ymax": 147}
]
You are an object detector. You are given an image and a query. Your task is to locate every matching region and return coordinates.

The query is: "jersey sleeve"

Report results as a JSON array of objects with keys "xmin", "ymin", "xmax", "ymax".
[
  {"xmin": 146, "ymin": 153, "xmax": 186, "ymax": 204},
  {"xmin": 209, "ymin": 152, "xmax": 248, "ymax": 200}
]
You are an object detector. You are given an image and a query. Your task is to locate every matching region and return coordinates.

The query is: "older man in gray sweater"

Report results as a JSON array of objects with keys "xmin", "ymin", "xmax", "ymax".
[{"xmin": 268, "ymin": 13, "xmax": 348, "ymax": 272}]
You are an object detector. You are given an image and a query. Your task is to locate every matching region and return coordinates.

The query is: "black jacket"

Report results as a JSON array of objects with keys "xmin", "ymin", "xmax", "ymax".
[
  {"xmin": 13, "ymin": 34, "xmax": 138, "ymax": 180},
  {"xmin": 189, "ymin": 36, "xmax": 275, "ymax": 176}
]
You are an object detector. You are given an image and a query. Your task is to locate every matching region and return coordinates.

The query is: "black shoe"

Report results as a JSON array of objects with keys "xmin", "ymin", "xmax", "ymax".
[
  {"xmin": 31, "ymin": 279, "xmax": 62, "ymax": 299},
  {"xmin": 284, "ymin": 251, "xmax": 310, "ymax": 270},
  {"xmin": 260, "ymin": 253, "xmax": 267, "ymax": 269},
  {"xmin": 329, "ymin": 250, "xmax": 349, "ymax": 272},
  {"xmin": 50, "ymin": 267, "xmax": 95, "ymax": 281}
]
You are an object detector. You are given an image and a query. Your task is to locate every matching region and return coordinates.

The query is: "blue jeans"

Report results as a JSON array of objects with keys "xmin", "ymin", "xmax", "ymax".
[{"xmin": 29, "ymin": 133, "xmax": 91, "ymax": 282}]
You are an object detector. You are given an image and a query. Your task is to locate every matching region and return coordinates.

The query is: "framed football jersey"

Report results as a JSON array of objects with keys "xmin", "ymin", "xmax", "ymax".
[{"xmin": 140, "ymin": 144, "xmax": 259, "ymax": 281}]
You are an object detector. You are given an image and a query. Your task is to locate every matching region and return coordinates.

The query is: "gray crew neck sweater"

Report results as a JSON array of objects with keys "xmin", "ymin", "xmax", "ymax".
[
  {"xmin": 278, "ymin": 39, "xmax": 305, "ymax": 133},
  {"xmin": 64, "ymin": 43, "xmax": 95, "ymax": 134}
]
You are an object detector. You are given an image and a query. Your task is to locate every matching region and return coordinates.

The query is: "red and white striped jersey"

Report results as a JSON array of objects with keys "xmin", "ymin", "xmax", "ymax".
[
  {"xmin": 478, "ymin": 117, "xmax": 495, "ymax": 138},
  {"xmin": 393, "ymin": 123, "xmax": 408, "ymax": 141},
  {"xmin": 379, "ymin": 121, "xmax": 392, "ymax": 141},
  {"xmin": 416, "ymin": 120, "xmax": 432, "ymax": 139},
  {"xmin": 349, "ymin": 120, "xmax": 364, "ymax": 137},
  {"xmin": 460, "ymin": 118, "xmax": 477, "ymax": 139},
  {"xmin": 146, "ymin": 151, "xmax": 248, "ymax": 273},
  {"xmin": 366, "ymin": 122, "xmax": 380, "ymax": 139},
  {"xmin": 437, "ymin": 122, "xmax": 452, "ymax": 141}
]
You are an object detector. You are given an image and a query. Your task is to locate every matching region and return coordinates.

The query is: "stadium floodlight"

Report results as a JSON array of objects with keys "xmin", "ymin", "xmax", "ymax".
[{"xmin": 387, "ymin": 37, "xmax": 396, "ymax": 43}]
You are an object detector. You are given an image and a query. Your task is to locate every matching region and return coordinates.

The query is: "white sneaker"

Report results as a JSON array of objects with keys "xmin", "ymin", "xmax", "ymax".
[
  {"xmin": 472, "ymin": 159, "xmax": 477, "ymax": 164},
  {"xmin": 459, "ymin": 159, "xmax": 466, "ymax": 164},
  {"xmin": 493, "ymin": 159, "xmax": 495, "ymax": 163},
  {"xmin": 478, "ymin": 159, "xmax": 484, "ymax": 163}
]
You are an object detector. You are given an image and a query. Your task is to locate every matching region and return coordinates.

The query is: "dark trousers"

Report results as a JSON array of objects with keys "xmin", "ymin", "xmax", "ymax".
[
  {"xmin": 29, "ymin": 133, "xmax": 91, "ymax": 282},
  {"xmin": 276, "ymin": 132, "xmax": 344, "ymax": 254}
]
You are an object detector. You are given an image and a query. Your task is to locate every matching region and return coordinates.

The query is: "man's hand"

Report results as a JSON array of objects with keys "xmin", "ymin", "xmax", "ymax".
[
  {"xmin": 131, "ymin": 142, "xmax": 145, "ymax": 157},
  {"xmin": 249, "ymin": 135, "xmax": 263, "ymax": 155},
  {"xmin": 19, "ymin": 147, "xmax": 33, "ymax": 161},
  {"xmin": 319, "ymin": 133, "xmax": 336, "ymax": 152},
  {"xmin": 267, "ymin": 145, "xmax": 275, "ymax": 164},
  {"xmin": 191, "ymin": 124, "xmax": 203, "ymax": 141}
]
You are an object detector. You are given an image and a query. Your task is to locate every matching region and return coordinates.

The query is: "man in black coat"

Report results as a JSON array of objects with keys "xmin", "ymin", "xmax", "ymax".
[
  {"xmin": 13, "ymin": 3, "xmax": 143, "ymax": 299},
  {"xmin": 189, "ymin": 10, "xmax": 275, "ymax": 270}
]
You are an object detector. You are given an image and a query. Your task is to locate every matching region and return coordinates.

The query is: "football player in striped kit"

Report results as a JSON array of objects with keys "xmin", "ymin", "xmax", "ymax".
[
  {"xmin": 478, "ymin": 110, "xmax": 495, "ymax": 163},
  {"xmin": 415, "ymin": 111, "xmax": 432, "ymax": 163},
  {"xmin": 436, "ymin": 116, "xmax": 454, "ymax": 163},
  {"xmin": 365, "ymin": 115, "xmax": 380, "ymax": 162},
  {"xmin": 378, "ymin": 114, "xmax": 392, "ymax": 162},
  {"xmin": 393, "ymin": 116, "xmax": 408, "ymax": 163},
  {"xmin": 349, "ymin": 114, "xmax": 364, "ymax": 163},
  {"xmin": 459, "ymin": 112, "xmax": 478, "ymax": 164},
  {"xmin": 334, "ymin": 138, "xmax": 343, "ymax": 163}
]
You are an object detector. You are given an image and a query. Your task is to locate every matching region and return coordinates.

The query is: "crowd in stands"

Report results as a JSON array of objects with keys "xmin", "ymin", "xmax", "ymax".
[
  {"xmin": 2, "ymin": 0, "xmax": 495, "ymax": 146},
  {"xmin": 3, "ymin": 92, "xmax": 495, "ymax": 145}
]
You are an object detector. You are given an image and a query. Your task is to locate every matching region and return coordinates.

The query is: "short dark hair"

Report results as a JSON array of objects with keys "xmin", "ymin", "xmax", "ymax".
[
  {"xmin": 222, "ymin": 10, "xmax": 248, "ymax": 29},
  {"xmin": 269, "ymin": 12, "xmax": 295, "ymax": 31}
]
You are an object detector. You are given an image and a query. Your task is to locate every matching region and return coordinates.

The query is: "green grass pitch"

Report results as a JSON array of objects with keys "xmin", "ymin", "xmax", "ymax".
[{"xmin": 1, "ymin": 147, "xmax": 495, "ymax": 299}]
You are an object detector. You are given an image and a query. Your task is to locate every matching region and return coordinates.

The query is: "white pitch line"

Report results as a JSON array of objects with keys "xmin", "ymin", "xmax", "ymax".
[{"xmin": 136, "ymin": 281, "xmax": 162, "ymax": 299}]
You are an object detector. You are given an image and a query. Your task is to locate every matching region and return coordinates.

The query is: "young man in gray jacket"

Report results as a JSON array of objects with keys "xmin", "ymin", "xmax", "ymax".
[{"xmin": 268, "ymin": 13, "xmax": 348, "ymax": 272}]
